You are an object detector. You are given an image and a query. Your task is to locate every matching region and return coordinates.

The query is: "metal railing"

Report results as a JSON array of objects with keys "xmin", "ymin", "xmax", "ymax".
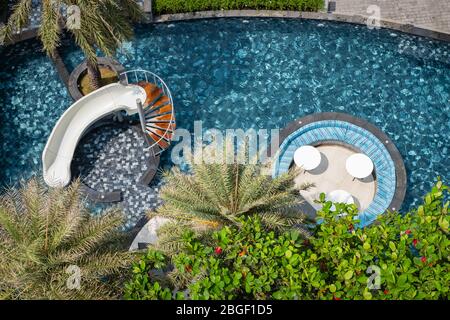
[{"xmin": 119, "ymin": 69, "xmax": 175, "ymax": 155}]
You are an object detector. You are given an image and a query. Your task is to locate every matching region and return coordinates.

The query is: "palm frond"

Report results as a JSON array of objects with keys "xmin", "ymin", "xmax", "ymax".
[
  {"xmin": 118, "ymin": 0, "xmax": 146, "ymax": 21},
  {"xmin": 153, "ymin": 221, "xmax": 191, "ymax": 256},
  {"xmin": 63, "ymin": 210, "xmax": 123, "ymax": 261},
  {"xmin": 151, "ymin": 145, "xmax": 312, "ymax": 256},
  {"xmin": 0, "ymin": 0, "xmax": 32, "ymax": 41},
  {"xmin": 0, "ymin": 178, "xmax": 131, "ymax": 300},
  {"xmin": 3, "ymin": 0, "xmax": 144, "ymax": 69},
  {"xmin": 39, "ymin": 0, "xmax": 61, "ymax": 56}
]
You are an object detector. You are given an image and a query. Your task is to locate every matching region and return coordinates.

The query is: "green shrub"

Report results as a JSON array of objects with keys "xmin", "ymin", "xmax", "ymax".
[
  {"xmin": 153, "ymin": 0, "xmax": 324, "ymax": 15},
  {"xmin": 125, "ymin": 216, "xmax": 307, "ymax": 299},
  {"xmin": 124, "ymin": 181, "xmax": 449, "ymax": 300},
  {"xmin": 306, "ymin": 180, "xmax": 449, "ymax": 300},
  {"xmin": 123, "ymin": 250, "xmax": 175, "ymax": 300},
  {"xmin": 150, "ymin": 145, "xmax": 312, "ymax": 256}
]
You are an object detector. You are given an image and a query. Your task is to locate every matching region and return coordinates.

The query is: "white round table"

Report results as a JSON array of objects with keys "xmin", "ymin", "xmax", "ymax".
[
  {"xmin": 293, "ymin": 146, "xmax": 321, "ymax": 171},
  {"xmin": 345, "ymin": 153, "xmax": 374, "ymax": 179},
  {"xmin": 327, "ymin": 190, "xmax": 354, "ymax": 212},
  {"xmin": 327, "ymin": 190, "xmax": 354, "ymax": 204}
]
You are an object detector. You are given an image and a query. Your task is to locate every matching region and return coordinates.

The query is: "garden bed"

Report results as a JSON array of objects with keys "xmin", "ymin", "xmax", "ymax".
[{"xmin": 152, "ymin": 0, "xmax": 324, "ymax": 14}]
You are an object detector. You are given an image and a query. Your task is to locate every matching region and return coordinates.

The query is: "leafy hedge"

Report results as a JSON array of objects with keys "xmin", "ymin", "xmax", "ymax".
[
  {"xmin": 305, "ymin": 181, "xmax": 449, "ymax": 300},
  {"xmin": 124, "ymin": 181, "xmax": 449, "ymax": 300},
  {"xmin": 153, "ymin": 0, "xmax": 324, "ymax": 15},
  {"xmin": 124, "ymin": 216, "xmax": 307, "ymax": 299}
]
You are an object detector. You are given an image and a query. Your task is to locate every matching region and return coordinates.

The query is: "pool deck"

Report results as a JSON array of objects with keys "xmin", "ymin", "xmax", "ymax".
[
  {"xmin": 294, "ymin": 144, "xmax": 376, "ymax": 219},
  {"xmin": 332, "ymin": 0, "xmax": 450, "ymax": 35},
  {"xmin": 153, "ymin": 8, "xmax": 450, "ymax": 42}
]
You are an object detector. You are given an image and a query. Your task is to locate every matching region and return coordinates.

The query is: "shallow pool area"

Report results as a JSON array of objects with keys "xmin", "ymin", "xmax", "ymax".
[
  {"xmin": 1, "ymin": 18, "xmax": 449, "ymax": 224},
  {"xmin": 294, "ymin": 144, "xmax": 377, "ymax": 216}
]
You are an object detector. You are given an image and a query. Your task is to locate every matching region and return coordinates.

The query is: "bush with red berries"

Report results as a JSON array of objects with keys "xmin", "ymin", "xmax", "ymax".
[
  {"xmin": 124, "ymin": 181, "xmax": 449, "ymax": 300},
  {"xmin": 124, "ymin": 215, "xmax": 308, "ymax": 299},
  {"xmin": 303, "ymin": 180, "xmax": 449, "ymax": 300}
]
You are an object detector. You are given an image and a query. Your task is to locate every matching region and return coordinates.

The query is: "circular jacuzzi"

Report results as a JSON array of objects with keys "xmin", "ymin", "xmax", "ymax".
[{"xmin": 272, "ymin": 112, "xmax": 407, "ymax": 227}]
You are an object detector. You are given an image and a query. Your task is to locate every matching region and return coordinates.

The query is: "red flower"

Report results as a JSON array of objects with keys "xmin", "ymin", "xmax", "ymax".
[
  {"xmin": 413, "ymin": 239, "xmax": 418, "ymax": 246},
  {"xmin": 383, "ymin": 289, "xmax": 389, "ymax": 295},
  {"xmin": 214, "ymin": 246, "xmax": 223, "ymax": 254},
  {"xmin": 333, "ymin": 296, "xmax": 341, "ymax": 300},
  {"xmin": 421, "ymin": 256, "xmax": 427, "ymax": 263},
  {"xmin": 405, "ymin": 229, "xmax": 411, "ymax": 235}
]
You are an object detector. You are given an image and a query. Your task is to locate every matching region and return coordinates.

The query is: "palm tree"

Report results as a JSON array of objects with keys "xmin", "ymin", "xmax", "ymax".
[
  {"xmin": 0, "ymin": 179, "xmax": 133, "ymax": 300},
  {"xmin": 150, "ymin": 147, "xmax": 314, "ymax": 254},
  {"xmin": 1, "ymin": 0, "xmax": 144, "ymax": 89}
]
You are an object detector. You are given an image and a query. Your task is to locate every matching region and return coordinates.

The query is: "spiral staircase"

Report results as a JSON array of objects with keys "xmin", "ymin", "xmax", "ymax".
[{"xmin": 120, "ymin": 70, "xmax": 176, "ymax": 157}]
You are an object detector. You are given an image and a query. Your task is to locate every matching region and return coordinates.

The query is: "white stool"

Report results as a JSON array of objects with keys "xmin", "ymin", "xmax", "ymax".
[
  {"xmin": 294, "ymin": 146, "xmax": 321, "ymax": 171},
  {"xmin": 346, "ymin": 153, "xmax": 374, "ymax": 180},
  {"xmin": 327, "ymin": 190, "xmax": 355, "ymax": 212}
]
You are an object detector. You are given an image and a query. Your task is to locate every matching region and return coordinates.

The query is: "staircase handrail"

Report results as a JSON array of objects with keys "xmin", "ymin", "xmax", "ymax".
[{"xmin": 120, "ymin": 69, "xmax": 175, "ymax": 154}]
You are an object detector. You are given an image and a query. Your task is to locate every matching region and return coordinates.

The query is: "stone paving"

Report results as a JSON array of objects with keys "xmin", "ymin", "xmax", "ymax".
[
  {"xmin": 5, "ymin": 0, "xmax": 449, "ymax": 35},
  {"xmin": 330, "ymin": 0, "xmax": 450, "ymax": 34},
  {"xmin": 71, "ymin": 123, "xmax": 164, "ymax": 230}
]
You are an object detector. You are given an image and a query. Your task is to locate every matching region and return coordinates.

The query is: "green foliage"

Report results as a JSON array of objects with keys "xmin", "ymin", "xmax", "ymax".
[
  {"xmin": 150, "ymin": 148, "xmax": 313, "ymax": 256},
  {"xmin": 1, "ymin": 0, "xmax": 144, "ymax": 63},
  {"xmin": 124, "ymin": 216, "xmax": 308, "ymax": 300},
  {"xmin": 126, "ymin": 181, "xmax": 449, "ymax": 300},
  {"xmin": 0, "ymin": 179, "xmax": 134, "ymax": 300},
  {"xmin": 153, "ymin": 0, "xmax": 324, "ymax": 14},
  {"xmin": 124, "ymin": 250, "xmax": 174, "ymax": 300},
  {"xmin": 299, "ymin": 180, "xmax": 450, "ymax": 300}
]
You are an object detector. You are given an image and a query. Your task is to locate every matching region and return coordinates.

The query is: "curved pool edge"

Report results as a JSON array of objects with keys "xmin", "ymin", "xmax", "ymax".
[
  {"xmin": 153, "ymin": 10, "xmax": 450, "ymax": 43},
  {"xmin": 6, "ymin": 10, "xmax": 450, "ymax": 45},
  {"xmin": 274, "ymin": 112, "xmax": 407, "ymax": 223}
]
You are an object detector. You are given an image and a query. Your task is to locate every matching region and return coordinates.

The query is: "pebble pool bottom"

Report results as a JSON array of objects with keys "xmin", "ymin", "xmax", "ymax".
[{"xmin": 0, "ymin": 18, "xmax": 449, "ymax": 227}]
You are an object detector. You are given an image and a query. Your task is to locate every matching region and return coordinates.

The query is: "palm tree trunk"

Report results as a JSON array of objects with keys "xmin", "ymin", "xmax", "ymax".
[
  {"xmin": 86, "ymin": 59, "xmax": 101, "ymax": 90},
  {"xmin": 50, "ymin": 49, "xmax": 70, "ymax": 91}
]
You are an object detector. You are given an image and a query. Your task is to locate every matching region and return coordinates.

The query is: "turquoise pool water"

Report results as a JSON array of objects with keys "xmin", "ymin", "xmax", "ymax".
[{"xmin": 0, "ymin": 18, "xmax": 449, "ymax": 212}]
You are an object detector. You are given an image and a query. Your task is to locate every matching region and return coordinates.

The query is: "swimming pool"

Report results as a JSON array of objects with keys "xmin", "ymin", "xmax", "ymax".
[{"xmin": 1, "ymin": 18, "xmax": 449, "ymax": 215}]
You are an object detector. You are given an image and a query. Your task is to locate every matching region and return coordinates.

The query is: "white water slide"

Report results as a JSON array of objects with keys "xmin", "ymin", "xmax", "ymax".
[{"xmin": 42, "ymin": 83, "xmax": 147, "ymax": 188}]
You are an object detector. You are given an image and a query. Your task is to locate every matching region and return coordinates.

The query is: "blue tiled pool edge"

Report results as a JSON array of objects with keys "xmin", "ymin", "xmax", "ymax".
[{"xmin": 272, "ymin": 112, "xmax": 407, "ymax": 227}]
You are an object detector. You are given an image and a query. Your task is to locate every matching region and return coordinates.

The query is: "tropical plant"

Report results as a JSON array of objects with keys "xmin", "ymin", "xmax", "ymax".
[
  {"xmin": 303, "ymin": 180, "xmax": 450, "ymax": 300},
  {"xmin": 124, "ymin": 216, "xmax": 308, "ymax": 300},
  {"xmin": 150, "ymin": 147, "xmax": 313, "ymax": 255},
  {"xmin": 1, "ymin": 0, "xmax": 144, "ymax": 89},
  {"xmin": 126, "ymin": 181, "xmax": 449, "ymax": 300},
  {"xmin": 0, "ymin": 179, "xmax": 134, "ymax": 300}
]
